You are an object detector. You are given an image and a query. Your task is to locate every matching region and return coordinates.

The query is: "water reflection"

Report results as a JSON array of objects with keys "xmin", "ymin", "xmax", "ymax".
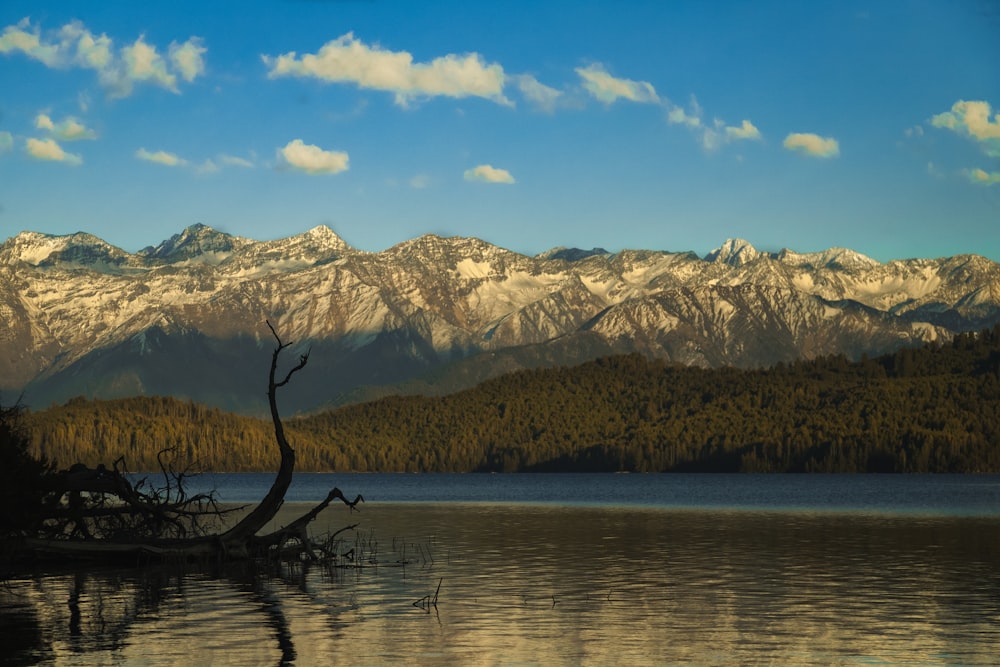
[{"xmin": 3, "ymin": 503, "xmax": 999, "ymax": 665}]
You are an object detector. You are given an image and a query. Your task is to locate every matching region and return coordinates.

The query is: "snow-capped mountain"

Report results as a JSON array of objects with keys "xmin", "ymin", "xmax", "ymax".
[{"xmin": 2, "ymin": 225, "xmax": 997, "ymax": 414}]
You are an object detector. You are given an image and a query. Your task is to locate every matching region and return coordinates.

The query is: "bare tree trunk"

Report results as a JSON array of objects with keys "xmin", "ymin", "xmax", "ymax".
[
  {"xmin": 219, "ymin": 321, "xmax": 304, "ymax": 550},
  {"xmin": 18, "ymin": 321, "xmax": 363, "ymax": 564}
]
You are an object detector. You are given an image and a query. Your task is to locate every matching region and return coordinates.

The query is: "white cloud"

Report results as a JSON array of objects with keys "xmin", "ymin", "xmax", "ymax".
[
  {"xmin": 704, "ymin": 123, "xmax": 730, "ymax": 151},
  {"xmin": 279, "ymin": 139, "xmax": 349, "ymax": 175},
  {"xmin": 966, "ymin": 168, "xmax": 1000, "ymax": 186},
  {"xmin": 0, "ymin": 131, "xmax": 13, "ymax": 154},
  {"xmin": 409, "ymin": 173, "xmax": 431, "ymax": 189},
  {"xmin": 576, "ymin": 63, "xmax": 659, "ymax": 104},
  {"xmin": 0, "ymin": 18, "xmax": 59, "ymax": 66},
  {"xmin": 34, "ymin": 113, "xmax": 97, "ymax": 141},
  {"xmin": 667, "ymin": 97, "xmax": 760, "ymax": 151},
  {"xmin": 26, "ymin": 137, "xmax": 82, "ymax": 165},
  {"xmin": 931, "ymin": 100, "xmax": 1000, "ymax": 157},
  {"xmin": 666, "ymin": 96, "xmax": 701, "ymax": 122},
  {"xmin": 135, "ymin": 147, "xmax": 186, "ymax": 167},
  {"xmin": 931, "ymin": 100, "xmax": 1000, "ymax": 139},
  {"xmin": 463, "ymin": 164, "xmax": 515, "ymax": 184},
  {"xmin": 122, "ymin": 37, "xmax": 176, "ymax": 91},
  {"xmin": 59, "ymin": 21, "xmax": 112, "ymax": 70},
  {"xmin": 667, "ymin": 105, "xmax": 701, "ymax": 128},
  {"xmin": 264, "ymin": 32, "xmax": 510, "ymax": 107},
  {"xmin": 133, "ymin": 149, "xmax": 257, "ymax": 173},
  {"xmin": 0, "ymin": 18, "xmax": 205, "ymax": 98},
  {"xmin": 169, "ymin": 37, "xmax": 206, "ymax": 82},
  {"xmin": 513, "ymin": 74, "xmax": 561, "ymax": 112},
  {"xmin": 220, "ymin": 154, "xmax": 254, "ymax": 168},
  {"xmin": 783, "ymin": 132, "xmax": 840, "ymax": 158},
  {"xmin": 726, "ymin": 120, "xmax": 762, "ymax": 141}
]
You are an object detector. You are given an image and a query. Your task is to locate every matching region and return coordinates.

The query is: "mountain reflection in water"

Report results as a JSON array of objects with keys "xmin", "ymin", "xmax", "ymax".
[{"xmin": 3, "ymin": 476, "xmax": 1000, "ymax": 666}]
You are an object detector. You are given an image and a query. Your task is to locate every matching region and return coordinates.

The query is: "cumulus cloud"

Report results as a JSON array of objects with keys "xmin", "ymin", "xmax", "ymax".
[
  {"xmin": 931, "ymin": 100, "xmax": 1000, "ymax": 157},
  {"xmin": 0, "ymin": 18, "xmax": 59, "ymax": 66},
  {"xmin": 966, "ymin": 168, "xmax": 1000, "ymax": 186},
  {"xmin": 0, "ymin": 18, "xmax": 205, "ymax": 98},
  {"xmin": 513, "ymin": 74, "xmax": 562, "ymax": 112},
  {"xmin": 34, "ymin": 113, "xmax": 97, "ymax": 141},
  {"xmin": 576, "ymin": 63, "xmax": 659, "ymax": 104},
  {"xmin": 463, "ymin": 164, "xmax": 515, "ymax": 184},
  {"xmin": 667, "ymin": 105, "xmax": 701, "ymax": 128},
  {"xmin": 169, "ymin": 37, "xmax": 206, "ymax": 82},
  {"xmin": 726, "ymin": 120, "xmax": 762, "ymax": 141},
  {"xmin": 264, "ymin": 32, "xmax": 509, "ymax": 107},
  {"xmin": 26, "ymin": 137, "xmax": 82, "ymax": 165},
  {"xmin": 931, "ymin": 100, "xmax": 1000, "ymax": 140},
  {"xmin": 701, "ymin": 119, "xmax": 761, "ymax": 151},
  {"xmin": 666, "ymin": 97, "xmax": 761, "ymax": 151},
  {"xmin": 928, "ymin": 100, "xmax": 1000, "ymax": 185},
  {"xmin": 783, "ymin": 132, "xmax": 840, "ymax": 158},
  {"xmin": 0, "ymin": 131, "xmax": 12, "ymax": 154},
  {"xmin": 278, "ymin": 139, "xmax": 349, "ymax": 175},
  {"xmin": 122, "ymin": 36, "xmax": 176, "ymax": 91},
  {"xmin": 58, "ymin": 21, "xmax": 112, "ymax": 70},
  {"xmin": 135, "ymin": 147, "xmax": 186, "ymax": 166}
]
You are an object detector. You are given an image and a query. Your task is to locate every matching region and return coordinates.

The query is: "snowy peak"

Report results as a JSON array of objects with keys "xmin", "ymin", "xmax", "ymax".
[
  {"xmin": 138, "ymin": 223, "xmax": 249, "ymax": 264},
  {"xmin": 1, "ymin": 231, "xmax": 74, "ymax": 265},
  {"xmin": 705, "ymin": 238, "xmax": 762, "ymax": 267},
  {"xmin": 382, "ymin": 233, "xmax": 510, "ymax": 267},
  {"xmin": 301, "ymin": 224, "xmax": 351, "ymax": 252},
  {"xmin": 217, "ymin": 224, "xmax": 356, "ymax": 274},
  {"xmin": 778, "ymin": 247, "xmax": 880, "ymax": 271},
  {"xmin": 1, "ymin": 230, "xmax": 136, "ymax": 271},
  {"xmin": 2, "ymin": 225, "xmax": 999, "ymax": 415},
  {"xmin": 130, "ymin": 224, "xmax": 356, "ymax": 272},
  {"xmin": 265, "ymin": 224, "xmax": 354, "ymax": 258}
]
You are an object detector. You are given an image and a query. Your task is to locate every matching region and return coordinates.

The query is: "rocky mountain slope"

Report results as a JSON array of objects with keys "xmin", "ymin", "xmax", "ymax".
[{"xmin": 2, "ymin": 224, "xmax": 997, "ymax": 414}]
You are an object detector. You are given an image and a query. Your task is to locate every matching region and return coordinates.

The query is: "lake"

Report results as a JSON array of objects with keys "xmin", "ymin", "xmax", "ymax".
[{"xmin": 3, "ymin": 473, "xmax": 1000, "ymax": 665}]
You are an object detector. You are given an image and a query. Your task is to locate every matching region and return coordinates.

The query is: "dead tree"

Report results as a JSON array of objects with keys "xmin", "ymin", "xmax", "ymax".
[{"xmin": 17, "ymin": 321, "xmax": 362, "ymax": 563}]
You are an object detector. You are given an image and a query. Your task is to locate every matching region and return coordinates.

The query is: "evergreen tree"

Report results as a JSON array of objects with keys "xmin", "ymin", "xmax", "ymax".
[{"xmin": 1, "ymin": 399, "xmax": 55, "ymax": 536}]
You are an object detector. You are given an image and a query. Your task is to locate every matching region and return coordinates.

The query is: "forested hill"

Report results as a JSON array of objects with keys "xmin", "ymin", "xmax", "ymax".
[{"xmin": 24, "ymin": 325, "xmax": 1000, "ymax": 473}]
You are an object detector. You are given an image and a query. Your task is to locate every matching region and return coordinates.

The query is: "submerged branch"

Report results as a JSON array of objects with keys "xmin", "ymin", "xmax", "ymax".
[{"xmin": 254, "ymin": 488, "xmax": 365, "ymax": 560}]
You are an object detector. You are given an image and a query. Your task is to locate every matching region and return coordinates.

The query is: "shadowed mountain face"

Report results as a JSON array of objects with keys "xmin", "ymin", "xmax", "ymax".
[{"xmin": 2, "ymin": 225, "xmax": 998, "ymax": 414}]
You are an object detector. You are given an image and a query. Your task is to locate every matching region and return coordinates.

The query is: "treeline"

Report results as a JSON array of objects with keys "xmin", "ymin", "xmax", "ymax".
[{"xmin": 24, "ymin": 324, "xmax": 1000, "ymax": 473}]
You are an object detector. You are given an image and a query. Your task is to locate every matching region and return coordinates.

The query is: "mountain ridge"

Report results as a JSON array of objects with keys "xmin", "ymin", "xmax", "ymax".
[{"xmin": 3, "ymin": 224, "xmax": 998, "ymax": 415}]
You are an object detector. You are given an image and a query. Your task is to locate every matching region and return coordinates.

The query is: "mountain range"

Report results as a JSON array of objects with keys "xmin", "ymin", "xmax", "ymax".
[{"xmin": 2, "ymin": 224, "xmax": 998, "ymax": 415}]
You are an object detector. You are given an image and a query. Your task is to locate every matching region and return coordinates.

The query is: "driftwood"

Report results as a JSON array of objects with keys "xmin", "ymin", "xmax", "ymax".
[{"xmin": 18, "ymin": 321, "xmax": 363, "ymax": 563}]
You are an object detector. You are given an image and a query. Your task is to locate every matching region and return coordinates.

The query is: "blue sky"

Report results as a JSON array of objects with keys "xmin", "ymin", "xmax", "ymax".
[{"xmin": 1, "ymin": 1, "xmax": 998, "ymax": 262}]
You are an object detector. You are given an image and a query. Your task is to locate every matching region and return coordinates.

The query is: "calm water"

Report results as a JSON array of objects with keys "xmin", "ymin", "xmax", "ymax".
[{"xmin": 3, "ymin": 474, "xmax": 1000, "ymax": 666}]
